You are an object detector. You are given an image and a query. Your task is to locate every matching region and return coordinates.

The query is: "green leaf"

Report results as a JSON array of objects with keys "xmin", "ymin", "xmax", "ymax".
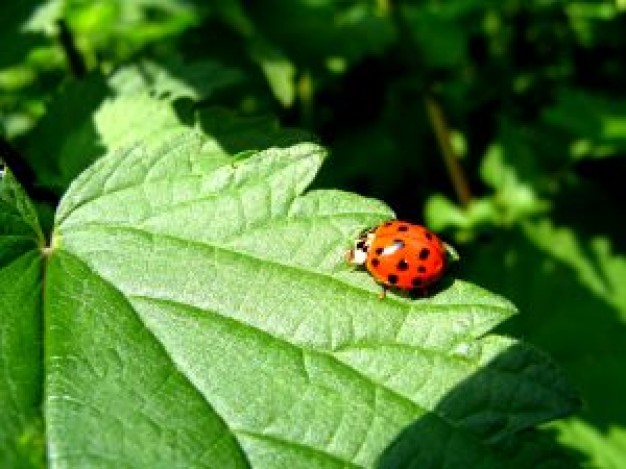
[
  {"xmin": 0, "ymin": 169, "xmax": 45, "ymax": 469},
  {"xmin": 40, "ymin": 131, "xmax": 578, "ymax": 467},
  {"xmin": 63, "ymin": 0, "xmax": 196, "ymax": 64}
]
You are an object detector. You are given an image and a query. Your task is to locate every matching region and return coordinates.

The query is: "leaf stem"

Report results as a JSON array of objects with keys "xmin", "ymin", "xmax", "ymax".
[
  {"xmin": 297, "ymin": 70, "xmax": 314, "ymax": 129},
  {"xmin": 376, "ymin": 0, "xmax": 391, "ymax": 16},
  {"xmin": 424, "ymin": 93, "xmax": 472, "ymax": 207}
]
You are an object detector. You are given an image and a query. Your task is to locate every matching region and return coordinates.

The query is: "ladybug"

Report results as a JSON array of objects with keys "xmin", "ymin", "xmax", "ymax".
[{"xmin": 346, "ymin": 220, "xmax": 455, "ymax": 298}]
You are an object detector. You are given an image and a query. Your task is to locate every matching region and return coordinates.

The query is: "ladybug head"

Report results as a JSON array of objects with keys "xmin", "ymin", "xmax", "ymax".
[{"xmin": 345, "ymin": 230, "xmax": 375, "ymax": 266}]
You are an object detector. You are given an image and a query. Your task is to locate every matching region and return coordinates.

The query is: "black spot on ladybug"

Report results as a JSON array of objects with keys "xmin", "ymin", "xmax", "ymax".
[
  {"xmin": 418, "ymin": 266, "xmax": 426, "ymax": 273},
  {"xmin": 384, "ymin": 221, "xmax": 393, "ymax": 227},
  {"xmin": 375, "ymin": 247, "xmax": 384, "ymax": 255},
  {"xmin": 419, "ymin": 248, "xmax": 430, "ymax": 260},
  {"xmin": 411, "ymin": 277, "xmax": 423, "ymax": 287},
  {"xmin": 398, "ymin": 225, "xmax": 409, "ymax": 232},
  {"xmin": 371, "ymin": 258, "xmax": 380, "ymax": 267},
  {"xmin": 387, "ymin": 274, "xmax": 399, "ymax": 285},
  {"xmin": 425, "ymin": 232, "xmax": 433, "ymax": 241},
  {"xmin": 397, "ymin": 260, "xmax": 409, "ymax": 271}
]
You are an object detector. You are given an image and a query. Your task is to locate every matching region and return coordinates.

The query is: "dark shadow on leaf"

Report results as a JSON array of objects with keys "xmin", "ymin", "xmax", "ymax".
[
  {"xmin": 461, "ymin": 225, "xmax": 626, "ymax": 442},
  {"xmin": 194, "ymin": 107, "xmax": 314, "ymax": 155},
  {"xmin": 385, "ymin": 274, "xmax": 456, "ymax": 301},
  {"xmin": 377, "ymin": 343, "xmax": 584, "ymax": 468}
]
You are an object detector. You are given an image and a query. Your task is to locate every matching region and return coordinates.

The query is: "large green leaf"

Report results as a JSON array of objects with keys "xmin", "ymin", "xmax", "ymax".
[
  {"xmin": 38, "ymin": 131, "xmax": 579, "ymax": 467},
  {"xmin": 0, "ymin": 169, "xmax": 45, "ymax": 469}
]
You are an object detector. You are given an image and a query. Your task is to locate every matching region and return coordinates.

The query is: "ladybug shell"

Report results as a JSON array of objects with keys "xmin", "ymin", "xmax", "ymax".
[{"xmin": 366, "ymin": 221, "xmax": 446, "ymax": 290}]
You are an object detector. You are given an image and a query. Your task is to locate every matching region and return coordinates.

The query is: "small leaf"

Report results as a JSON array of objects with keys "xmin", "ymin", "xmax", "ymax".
[
  {"xmin": 42, "ymin": 131, "xmax": 579, "ymax": 468},
  {"xmin": 248, "ymin": 39, "xmax": 296, "ymax": 107}
]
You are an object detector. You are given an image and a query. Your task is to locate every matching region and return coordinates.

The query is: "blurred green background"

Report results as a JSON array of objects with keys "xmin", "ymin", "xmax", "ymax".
[{"xmin": 2, "ymin": 0, "xmax": 626, "ymax": 467}]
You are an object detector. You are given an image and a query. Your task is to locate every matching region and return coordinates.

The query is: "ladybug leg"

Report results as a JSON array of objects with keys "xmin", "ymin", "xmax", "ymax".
[{"xmin": 377, "ymin": 286, "xmax": 387, "ymax": 300}]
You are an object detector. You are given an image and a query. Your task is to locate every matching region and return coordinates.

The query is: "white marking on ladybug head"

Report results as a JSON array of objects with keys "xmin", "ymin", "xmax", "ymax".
[
  {"xmin": 346, "ymin": 231, "xmax": 375, "ymax": 266},
  {"xmin": 351, "ymin": 246, "xmax": 368, "ymax": 265}
]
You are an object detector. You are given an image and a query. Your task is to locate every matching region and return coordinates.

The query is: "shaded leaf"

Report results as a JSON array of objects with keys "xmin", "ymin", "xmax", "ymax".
[
  {"xmin": 0, "ymin": 169, "xmax": 44, "ymax": 469},
  {"xmin": 245, "ymin": 0, "xmax": 395, "ymax": 65},
  {"xmin": 20, "ymin": 61, "xmax": 245, "ymax": 193},
  {"xmin": 108, "ymin": 59, "xmax": 245, "ymax": 100},
  {"xmin": 459, "ymin": 212, "xmax": 626, "ymax": 468}
]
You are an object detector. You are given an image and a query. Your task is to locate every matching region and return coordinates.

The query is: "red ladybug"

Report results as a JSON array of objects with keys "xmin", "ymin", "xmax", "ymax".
[{"xmin": 346, "ymin": 220, "xmax": 454, "ymax": 298}]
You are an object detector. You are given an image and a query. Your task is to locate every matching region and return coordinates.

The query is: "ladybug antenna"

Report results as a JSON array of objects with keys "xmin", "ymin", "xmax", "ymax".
[{"xmin": 443, "ymin": 242, "xmax": 460, "ymax": 263}]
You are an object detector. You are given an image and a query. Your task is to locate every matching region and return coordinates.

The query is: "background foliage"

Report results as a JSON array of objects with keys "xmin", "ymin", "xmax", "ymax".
[{"xmin": 1, "ymin": 0, "xmax": 626, "ymax": 468}]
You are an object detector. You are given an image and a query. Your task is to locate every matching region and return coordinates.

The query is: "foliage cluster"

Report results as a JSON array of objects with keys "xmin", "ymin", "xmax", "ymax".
[{"xmin": 1, "ymin": 1, "xmax": 626, "ymax": 468}]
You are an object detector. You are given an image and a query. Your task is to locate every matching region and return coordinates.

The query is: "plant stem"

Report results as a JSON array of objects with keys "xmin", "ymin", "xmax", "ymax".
[
  {"xmin": 424, "ymin": 93, "xmax": 472, "ymax": 207},
  {"xmin": 388, "ymin": 2, "xmax": 472, "ymax": 208},
  {"xmin": 0, "ymin": 137, "xmax": 58, "ymax": 203},
  {"xmin": 57, "ymin": 19, "xmax": 87, "ymax": 78}
]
